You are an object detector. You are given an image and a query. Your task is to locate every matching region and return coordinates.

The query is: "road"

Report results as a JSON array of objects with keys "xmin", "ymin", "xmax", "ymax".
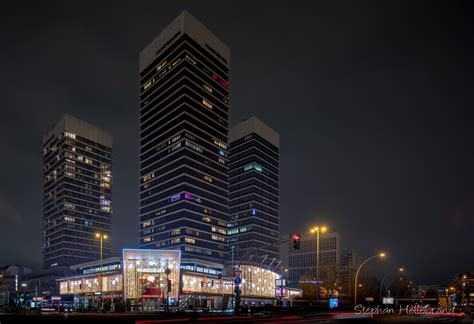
[{"xmin": 0, "ymin": 311, "xmax": 471, "ymax": 323}]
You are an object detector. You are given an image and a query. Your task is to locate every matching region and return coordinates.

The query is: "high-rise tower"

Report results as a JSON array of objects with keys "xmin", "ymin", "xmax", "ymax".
[
  {"xmin": 42, "ymin": 114, "xmax": 112, "ymax": 269},
  {"xmin": 228, "ymin": 117, "xmax": 280, "ymax": 265},
  {"xmin": 139, "ymin": 11, "xmax": 230, "ymax": 263}
]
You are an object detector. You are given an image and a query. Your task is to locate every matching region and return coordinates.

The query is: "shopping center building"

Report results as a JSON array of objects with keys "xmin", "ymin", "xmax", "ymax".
[{"xmin": 57, "ymin": 249, "xmax": 299, "ymax": 311}]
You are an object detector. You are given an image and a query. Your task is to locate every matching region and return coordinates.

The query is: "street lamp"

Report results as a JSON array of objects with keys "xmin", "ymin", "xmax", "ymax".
[
  {"xmin": 310, "ymin": 226, "xmax": 327, "ymax": 303},
  {"xmin": 309, "ymin": 226, "xmax": 328, "ymax": 282},
  {"xmin": 95, "ymin": 232, "xmax": 108, "ymax": 309},
  {"xmin": 354, "ymin": 252, "xmax": 386, "ymax": 305}
]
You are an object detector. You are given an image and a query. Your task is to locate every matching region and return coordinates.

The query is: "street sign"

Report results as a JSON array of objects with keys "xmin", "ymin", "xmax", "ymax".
[
  {"xmin": 234, "ymin": 277, "xmax": 241, "ymax": 285},
  {"xmin": 365, "ymin": 297, "xmax": 374, "ymax": 301},
  {"xmin": 382, "ymin": 297, "xmax": 394, "ymax": 304}
]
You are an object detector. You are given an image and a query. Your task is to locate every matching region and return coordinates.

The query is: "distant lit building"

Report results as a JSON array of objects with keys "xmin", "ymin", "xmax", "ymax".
[
  {"xmin": 228, "ymin": 117, "xmax": 280, "ymax": 266},
  {"xmin": 288, "ymin": 232, "xmax": 341, "ymax": 286},
  {"xmin": 138, "ymin": 11, "xmax": 230, "ymax": 263},
  {"xmin": 42, "ymin": 114, "xmax": 112, "ymax": 269},
  {"xmin": 340, "ymin": 250, "xmax": 360, "ymax": 300}
]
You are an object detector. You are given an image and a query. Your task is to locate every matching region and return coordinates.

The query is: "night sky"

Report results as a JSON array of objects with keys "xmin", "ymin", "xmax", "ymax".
[{"xmin": 1, "ymin": 1, "xmax": 473, "ymax": 284}]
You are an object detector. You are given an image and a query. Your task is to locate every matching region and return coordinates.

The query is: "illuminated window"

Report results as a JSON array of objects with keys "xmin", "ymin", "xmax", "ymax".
[
  {"xmin": 143, "ymin": 172, "xmax": 155, "ymax": 182},
  {"xmin": 171, "ymin": 143, "xmax": 181, "ymax": 151},
  {"xmin": 65, "ymin": 171, "xmax": 75, "ymax": 178},
  {"xmin": 213, "ymin": 138, "xmax": 228, "ymax": 150},
  {"xmin": 64, "ymin": 132, "xmax": 76, "ymax": 139},
  {"xmin": 172, "ymin": 58, "xmax": 181, "ymax": 67},
  {"xmin": 218, "ymin": 157, "xmax": 226, "ymax": 164},
  {"xmin": 85, "ymin": 158, "xmax": 93, "ymax": 165},
  {"xmin": 203, "ymin": 175, "xmax": 213, "ymax": 183},
  {"xmin": 143, "ymin": 78, "xmax": 155, "ymax": 90},
  {"xmin": 185, "ymin": 237, "xmax": 196, "ymax": 244},
  {"xmin": 156, "ymin": 60, "xmax": 167, "ymax": 71},
  {"xmin": 244, "ymin": 163, "xmax": 263, "ymax": 172},
  {"xmin": 101, "ymin": 206, "xmax": 111, "ymax": 212},
  {"xmin": 185, "ymin": 55, "xmax": 196, "ymax": 65},
  {"xmin": 202, "ymin": 217, "xmax": 211, "ymax": 223},
  {"xmin": 143, "ymin": 220, "xmax": 154, "ymax": 227},
  {"xmin": 170, "ymin": 238, "xmax": 180, "ymax": 244},
  {"xmin": 212, "ymin": 235, "xmax": 225, "ymax": 242},
  {"xmin": 202, "ymin": 99, "xmax": 213, "ymax": 109},
  {"xmin": 203, "ymin": 84, "xmax": 213, "ymax": 93},
  {"xmin": 64, "ymin": 216, "xmax": 75, "ymax": 223},
  {"xmin": 64, "ymin": 203, "xmax": 75, "ymax": 209},
  {"xmin": 228, "ymin": 228, "xmax": 239, "ymax": 235},
  {"xmin": 170, "ymin": 229, "xmax": 181, "ymax": 235},
  {"xmin": 185, "ymin": 140, "xmax": 203, "ymax": 153}
]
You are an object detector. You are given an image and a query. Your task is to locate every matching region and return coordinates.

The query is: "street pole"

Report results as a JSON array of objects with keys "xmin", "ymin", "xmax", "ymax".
[
  {"xmin": 96, "ymin": 233, "xmax": 107, "ymax": 311},
  {"xmin": 354, "ymin": 253, "xmax": 385, "ymax": 305}
]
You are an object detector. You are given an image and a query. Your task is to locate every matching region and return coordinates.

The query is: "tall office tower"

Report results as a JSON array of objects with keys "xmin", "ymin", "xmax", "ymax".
[
  {"xmin": 138, "ymin": 11, "xmax": 230, "ymax": 263},
  {"xmin": 287, "ymin": 232, "xmax": 341, "ymax": 286},
  {"xmin": 42, "ymin": 114, "xmax": 112, "ymax": 269},
  {"xmin": 228, "ymin": 117, "xmax": 280, "ymax": 266}
]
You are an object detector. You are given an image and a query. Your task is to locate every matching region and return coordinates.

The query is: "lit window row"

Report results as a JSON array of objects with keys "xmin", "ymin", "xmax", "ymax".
[
  {"xmin": 170, "ymin": 229, "xmax": 181, "ymax": 235},
  {"xmin": 64, "ymin": 216, "xmax": 75, "ymax": 223},
  {"xmin": 211, "ymin": 227, "xmax": 227, "ymax": 235},
  {"xmin": 211, "ymin": 235, "xmax": 225, "ymax": 242},
  {"xmin": 184, "ymin": 246, "xmax": 212, "ymax": 256},
  {"xmin": 203, "ymin": 84, "xmax": 213, "ymax": 93},
  {"xmin": 203, "ymin": 175, "xmax": 213, "ymax": 183},
  {"xmin": 64, "ymin": 203, "xmax": 75, "ymax": 209},
  {"xmin": 244, "ymin": 163, "xmax": 263, "ymax": 172},
  {"xmin": 185, "ymin": 140, "xmax": 203, "ymax": 153},
  {"xmin": 185, "ymin": 237, "xmax": 195, "ymax": 244},
  {"xmin": 143, "ymin": 172, "xmax": 155, "ymax": 182},
  {"xmin": 202, "ymin": 99, "xmax": 213, "ymax": 110},
  {"xmin": 64, "ymin": 132, "xmax": 76, "ymax": 139},
  {"xmin": 213, "ymin": 138, "xmax": 228, "ymax": 150}
]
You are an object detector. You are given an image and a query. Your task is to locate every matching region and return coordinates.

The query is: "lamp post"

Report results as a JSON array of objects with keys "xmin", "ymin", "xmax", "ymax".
[
  {"xmin": 95, "ymin": 232, "xmax": 107, "ymax": 309},
  {"xmin": 379, "ymin": 267, "xmax": 404, "ymax": 301},
  {"xmin": 354, "ymin": 252, "xmax": 386, "ymax": 305},
  {"xmin": 310, "ymin": 226, "xmax": 327, "ymax": 303},
  {"xmin": 164, "ymin": 267, "xmax": 171, "ymax": 313}
]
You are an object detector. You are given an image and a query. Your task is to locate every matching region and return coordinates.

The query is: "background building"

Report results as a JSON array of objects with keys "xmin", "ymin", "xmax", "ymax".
[
  {"xmin": 42, "ymin": 114, "xmax": 112, "ymax": 269},
  {"xmin": 228, "ymin": 117, "xmax": 280, "ymax": 266},
  {"xmin": 287, "ymin": 232, "xmax": 341, "ymax": 287},
  {"xmin": 138, "ymin": 11, "xmax": 230, "ymax": 263},
  {"xmin": 340, "ymin": 250, "xmax": 360, "ymax": 301}
]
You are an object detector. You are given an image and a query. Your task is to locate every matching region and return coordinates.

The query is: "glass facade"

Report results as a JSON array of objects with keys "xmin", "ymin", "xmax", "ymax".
[
  {"xmin": 139, "ymin": 11, "xmax": 230, "ymax": 263},
  {"xmin": 122, "ymin": 249, "xmax": 181, "ymax": 301},
  {"xmin": 42, "ymin": 114, "xmax": 112, "ymax": 269},
  {"xmin": 228, "ymin": 120, "xmax": 280, "ymax": 264}
]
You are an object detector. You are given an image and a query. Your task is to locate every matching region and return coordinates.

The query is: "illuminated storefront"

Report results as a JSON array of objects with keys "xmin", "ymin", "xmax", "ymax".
[
  {"xmin": 59, "ymin": 272, "xmax": 122, "ymax": 295},
  {"xmin": 57, "ymin": 250, "xmax": 283, "ymax": 311},
  {"xmin": 181, "ymin": 273, "xmax": 233, "ymax": 295},
  {"xmin": 239, "ymin": 265, "xmax": 279, "ymax": 298},
  {"xmin": 123, "ymin": 249, "xmax": 181, "ymax": 302}
]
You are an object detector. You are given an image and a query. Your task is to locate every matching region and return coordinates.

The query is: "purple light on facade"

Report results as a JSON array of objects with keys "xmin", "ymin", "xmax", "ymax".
[{"xmin": 184, "ymin": 192, "xmax": 195, "ymax": 201}]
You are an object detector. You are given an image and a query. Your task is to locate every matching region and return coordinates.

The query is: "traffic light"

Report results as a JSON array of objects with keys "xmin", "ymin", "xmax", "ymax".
[{"xmin": 292, "ymin": 233, "xmax": 301, "ymax": 250}]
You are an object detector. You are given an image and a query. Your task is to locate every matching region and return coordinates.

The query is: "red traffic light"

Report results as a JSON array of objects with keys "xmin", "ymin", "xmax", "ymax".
[{"xmin": 292, "ymin": 233, "xmax": 301, "ymax": 250}]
